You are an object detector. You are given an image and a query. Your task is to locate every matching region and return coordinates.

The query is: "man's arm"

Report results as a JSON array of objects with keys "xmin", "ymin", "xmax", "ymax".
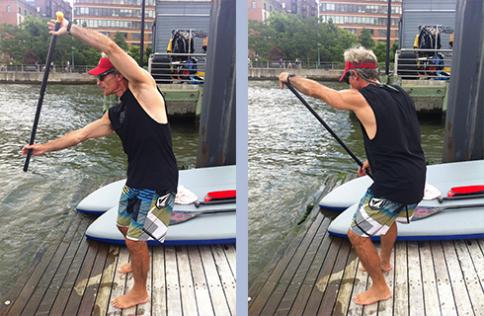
[
  {"xmin": 48, "ymin": 19, "xmax": 154, "ymax": 87},
  {"xmin": 278, "ymin": 72, "xmax": 366, "ymax": 111},
  {"xmin": 22, "ymin": 112, "xmax": 113, "ymax": 156}
]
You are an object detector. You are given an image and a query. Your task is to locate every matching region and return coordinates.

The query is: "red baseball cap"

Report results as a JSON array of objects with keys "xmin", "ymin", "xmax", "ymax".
[
  {"xmin": 88, "ymin": 57, "xmax": 114, "ymax": 76},
  {"xmin": 338, "ymin": 61, "xmax": 378, "ymax": 82}
]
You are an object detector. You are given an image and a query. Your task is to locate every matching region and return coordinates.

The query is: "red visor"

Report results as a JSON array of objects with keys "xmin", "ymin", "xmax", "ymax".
[
  {"xmin": 338, "ymin": 61, "xmax": 378, "ymax": 82},
  {"xmin": 88, "ymin": 57, "xmax": 114, "ymax": 76}
]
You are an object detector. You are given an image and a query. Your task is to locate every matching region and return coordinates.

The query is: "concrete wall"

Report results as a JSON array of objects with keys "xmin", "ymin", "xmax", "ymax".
[
  {"xmin": 249, "ymin": 68, "xmax": 341, "ymax": 81},
  {"xmin": 0, "ymin": 72, "xmax": 95, "ymax": 84}
]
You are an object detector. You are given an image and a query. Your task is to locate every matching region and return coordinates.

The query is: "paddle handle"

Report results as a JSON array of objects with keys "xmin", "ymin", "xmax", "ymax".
[
  {"xmin": 23, "ymin": 12, "xmax": 64, "ymax": 172},
  {"xmin": 285, "ymin": 82, "xmax": 374, "ymax": 180}
]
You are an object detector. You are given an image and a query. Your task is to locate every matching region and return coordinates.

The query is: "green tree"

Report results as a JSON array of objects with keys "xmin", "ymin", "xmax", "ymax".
[
  {"xmin": 373, "ymin": 40, "xmax": 399, "ymax": 64},
  {"xmin": 359, "ymin": 28, "xmax": 374, "ymax": 49},
  {"xmin": 114, "ymin": 32, "xmax": 128, "ymax": 51}
]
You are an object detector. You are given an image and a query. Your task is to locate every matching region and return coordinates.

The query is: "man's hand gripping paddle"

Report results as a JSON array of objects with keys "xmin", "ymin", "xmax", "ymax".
[{"xmin": 23, "ymin": 12, "xmax": 64, "ymax": 172}]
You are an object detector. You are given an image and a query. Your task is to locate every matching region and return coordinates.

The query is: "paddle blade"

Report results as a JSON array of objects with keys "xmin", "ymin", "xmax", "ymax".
[
  {"xmin": 204, "ymin": 190, "xmax": 236, "ymax": 202},
  {"xmin": 169, "ymin": 208, "xmax": 235, "ymax": 225},
  {"xmin": 412, "ymin": 206, "xmax": 444, "ymax": 221},
  {"xmin": 448, "ymin": 185, "xmax": 484, "ymax": 197}
]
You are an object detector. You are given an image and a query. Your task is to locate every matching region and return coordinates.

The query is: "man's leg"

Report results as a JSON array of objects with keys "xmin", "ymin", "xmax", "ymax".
[
  {"xmin": 116, "ymin": 225, "xmax": 133, "ymax": 274},
  {"xmin": 379, "ymin": 222, "xmax": 397, "ymax": 272},
  {"xmin": 111, "ymin": 239, "xmax": 150, "ymax": 309},
  {"xmin": 348, "ymin": 229, "xmax": 392, "ymax": 305}
]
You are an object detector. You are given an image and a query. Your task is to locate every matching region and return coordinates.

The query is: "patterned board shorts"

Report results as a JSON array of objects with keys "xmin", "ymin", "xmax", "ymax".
[
  {"xmin": 350, "ymin": 189, "xmax": 418, "ymax": 237},
  {"xmin": 117, "ymin": 185, "xmax": 175, "ymax": 242}
]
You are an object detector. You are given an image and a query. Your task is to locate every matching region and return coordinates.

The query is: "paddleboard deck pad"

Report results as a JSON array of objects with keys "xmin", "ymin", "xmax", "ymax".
[
  {"xmin": 85, "ymin": 205, "xmax": 236, "ymax": 246},
  {"xmin": 320, "ymin": 160, "xmax": 484, "ymax": 212},
  {"xmin": 77, "ymin": 165, "xmax": 236, "ymax": 215},
  {"xmin": 328, "ymin": 203, "xmax": 484, "ymax": 241}
]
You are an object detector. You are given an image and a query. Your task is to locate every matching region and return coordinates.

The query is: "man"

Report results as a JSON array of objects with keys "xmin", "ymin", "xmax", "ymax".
[
  {"xmin": 22, "ymin": 18, "xmax": 178, "ymax": 309},
  {"xmin": 279, "ymin": 46, "xmax": 426, "ymax": 305}
]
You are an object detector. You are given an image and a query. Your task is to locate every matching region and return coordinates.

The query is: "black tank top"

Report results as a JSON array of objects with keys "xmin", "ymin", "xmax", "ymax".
[
  {"xmin": 359, "ymin": 84, "xmax": 426, "ymax": 204},
  {"xmin": 108, "ymin": 89, "xmax": 178, "ymax": 194}
]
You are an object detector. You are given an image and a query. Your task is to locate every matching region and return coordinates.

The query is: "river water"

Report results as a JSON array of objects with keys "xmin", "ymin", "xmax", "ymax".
[
  {"xmin": 0, "ymin": 84, "xmax": 199, "ymax": 300},
  {"xmin": 248, "ymin": 80, "xmax": 445, "ymax": 285}
]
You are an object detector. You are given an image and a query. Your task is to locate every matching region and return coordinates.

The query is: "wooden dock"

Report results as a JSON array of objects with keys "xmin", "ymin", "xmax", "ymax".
[
  {"xmin": 0, "ymin": 213, "xmax": 236, "ymax": 316},
  {"xmin": 249, "ymin": 177, "xmax": 484, "ymax": 316}
]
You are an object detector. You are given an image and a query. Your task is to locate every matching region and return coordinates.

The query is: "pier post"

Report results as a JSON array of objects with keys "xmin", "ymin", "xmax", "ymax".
[
  {"xmin": 443, "ymin": 0, "xmax": 484, "ymax": 161},
  {"xmin": 196, "ymin": 0, "xmax": 236, "ymax": 167}
]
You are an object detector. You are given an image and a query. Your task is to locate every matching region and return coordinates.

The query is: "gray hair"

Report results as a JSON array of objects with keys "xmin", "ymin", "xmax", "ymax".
[{"xmin": 343, "ymin": 46, "xmax": 380, "ymax": 81}]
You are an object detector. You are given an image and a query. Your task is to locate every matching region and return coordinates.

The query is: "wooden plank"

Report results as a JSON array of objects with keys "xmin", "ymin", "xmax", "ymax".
[
  {"xmin": 106, "ymin": 246, "xmax": 130, "ymax": 316},
  {"xmin": 151, "ymin": 247, "xmax": 167, "ymax": 316},
  {"xmin": 362, "ymin": 245, "xmax": 379, "ymax": 316},
  {"xmin": 376, "ymin": 244, "xmax": 395, "ymax": 316},
  {"xmin": 212, "ymin": 245, "xmax": 236, "ymax": 315},
  {"xmin": 188, "ymin": 246, "xmax": 214, "ymax": 316},
  {"xmin": 31, "ymin": 216, "xmax": 91, "ymax": 316},
  {"xmin": 331, "ymin": 246, "xmax": 359, "ymax": 316},
  {"xmin": 442, "ymin": 241, "xmax": 474, "ymax": 316},
  {"xmin": 92, "ymin": 246, "xmax": 119, "ymax": 316},
  {"xmin": 77, "ymin": 244, "xmax": 109, "ymax": 315},
  {"xmin": 4, "ymin": 216, "xmax": 81, "ymax": 316},
  {"xmin": 136, "ymin": 248, "xmax": 153, "ymax": 316},
  {"xmin": 393, "ymin": 242, "xmax": 409, "ymax": 316},
  {"xmin": 276, "ymin": 217, "xmax": 331, "ymax": 315},
  {"xmin": 122, "ymin": 253, "xmax": 136, "ymax": 316},
  {"xmin": 249, "ymin": 210, "xmax": 326, "ymax": 314},
  {"xmin": 177, "ymin": 246, "xmax": 198, "ymax": 316},
  {"xmin": 258, "ymin": 215, "xmax": 327, "ymax": 315},
  {"xmin": 63, "ymin": 241, "xmax": 100, "ymax": 315},
  {"xmin": 304, "ymin": 238, "xmax": 343, "ymax": 315},
  {"xmin": 407, "ymin": 242, "xmax": 424, "ymax": 315},
  {"xmin": 430, "ymin": 242, "xmax": 457, "ymax": 315},
  {"xmin": 288, "ymin": 226, "xmax": 334, "ymax": 316},
  {"xmin": 418, "ymin": 242, "xmax": 440, "ymax": 316},
  {"xmin": 346, "ymin": 259, "xmax": 368, "ymax": 316},
  {"xmin": 199, "ymin": 246, "xmax": 231, "ymax": 316},
  {"xmin": 454, "ymin": 240, "xmax": 484, "ymax": 314},
  {"xmin": 49, "ymin": 230, "xmax": 92, "ymax": 315},
  {"xmin": 318, "ymin": 241, "xmax": 352, "ymax": 316},
  {"xmin": 165, "ymin": 247, "xmax": 182, "ymax": 316},
  {"xmin": 224, "ymin": 245, "xmax": 236, "ymax": 278},
  {"xmin": 467, "ymin": 240, "xmax": 484, "ymax": 291}
]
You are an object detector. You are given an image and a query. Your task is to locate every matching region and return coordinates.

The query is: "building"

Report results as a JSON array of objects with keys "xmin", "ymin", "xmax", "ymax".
[
  {"xmin": 319, "ymin": 0, "xmax": 402, "ymax": 44},
  {"xmin": 153, "ymin": 0, "xmax": 212, "ymax": 54},
  {"xmin": 73, "ymin": 0, "xmax": 155, "ymax": 48},
  {"xmin": 27, "ymin": 0, "xmax": 72, "ymax": 20},
  {"xmin": 248, "ymin": 0, "xmax": 282, "ymax": 22},
  {"xmin": 399, "ymin": 0, "xmax": 456, "ymax": 49},
  {"xmin": 0, "ymin": 0, "xmax": 38, "ymax": 26}
]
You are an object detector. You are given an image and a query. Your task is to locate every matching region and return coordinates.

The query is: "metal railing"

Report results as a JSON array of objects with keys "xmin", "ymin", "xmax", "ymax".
[
  {"xmin": 395, "ymin": 48, "xmax": 453, "ymax": 80},
  {"xmin": 248, "ymin": 59, "xmax": 343, "ymax": 70},
  {"xmin": 0, "ymin": 64, "xmax": 95, "ymax": 73},
  {"xmin": 148, "ymin": 52, "xmax": 207, "ymax": 84}
]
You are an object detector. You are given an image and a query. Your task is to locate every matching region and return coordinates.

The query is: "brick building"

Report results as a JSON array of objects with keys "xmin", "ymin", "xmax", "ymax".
[{"xmin": 0, "ymin": 0, "xmax": 38, "ymax": 26}]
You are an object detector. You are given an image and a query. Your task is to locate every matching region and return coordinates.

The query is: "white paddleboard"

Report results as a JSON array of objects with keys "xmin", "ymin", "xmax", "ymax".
[
  {"xmin": 77, "ymin": 165, "xmax": 236, "ymax": 215},
  {"xmin": 320, "ymin": 160, "xmax": 484, "ymax": 211},
  {"xmin": 328, "ymin": 203, "xmax": 484, "ymax": 240},
  {"xmin": 85, "ymin": 205, "xmax": 236, "ymax": 246}
]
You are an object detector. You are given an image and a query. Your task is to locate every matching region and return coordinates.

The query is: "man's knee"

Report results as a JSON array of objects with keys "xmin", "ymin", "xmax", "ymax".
[
  {"xmin": 347, "ymin": 229, "xmax": 370, "ymax": 247},
  {"xmin": 117, "ymin": 225, "xmax": 128, "ymax": 236},
  {"xmin": 125, "ymin": 238, "xmax": 147, "ymax": 252}
]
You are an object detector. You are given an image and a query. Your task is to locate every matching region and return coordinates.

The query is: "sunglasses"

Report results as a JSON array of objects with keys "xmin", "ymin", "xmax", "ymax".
[
  {"xmin": 97, "ymin": 69, "xmax": 116, "ymax": 81},
  {"xmin": 343, "ymin": 71, "xmax": 352, "ymax": 84}
]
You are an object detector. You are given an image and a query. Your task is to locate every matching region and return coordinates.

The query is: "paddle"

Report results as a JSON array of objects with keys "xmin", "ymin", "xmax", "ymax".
[
  {"xmin": 23, "ymin": 12, "xmax": 64, "ymax": 172},
  {"xmin": 438, "ymin": 192, "xmax": 484, "ymax": 203},
  {"xmin": 194, "ymin": 189, "xmax": 236, "ymax": 207},
  {"xmin": 413, "ymin": 203, "xmax": 484, "ymax": 221},
  {"xmin": 170, "ymin": 208, "xmax": 234, "ymax": 225},
  {"xmin": 194, "ymin": 198, "xmax": 236, "ymax": 208},
  {"xmin": 448, "ymin": 185, "xmax": 484, "ymax": 197},
  {"xmin": 285, "ymin": 81, "xmax": 373, "ymax": 179}
]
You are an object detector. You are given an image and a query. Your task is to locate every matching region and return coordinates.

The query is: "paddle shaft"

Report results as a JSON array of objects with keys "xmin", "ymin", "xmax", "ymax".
[
  {"xmin": 414, "ymin": 202, "xmax": 484, "ymax": 220},
  {"xmin": 170, "ymin": 208, "xmax": 235, "ymax": 225},
  {"xmin": 438, "ymin": 192, "xmax": 484, "ymax": 203},
  {"xmin": 194, "ymin": 198, "xmax": 236, "ymax": 208},
  {"xmin": 23, "ymin": 21, "xmax": 61, "ymax": 172},
  {"xmin": 286, "ymin": 82, "xmax": 374, "ymax": 180}
]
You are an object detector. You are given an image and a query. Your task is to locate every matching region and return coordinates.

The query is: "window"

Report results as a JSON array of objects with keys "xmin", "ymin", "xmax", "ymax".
[{"xmin": 252, "ymin": 1, "xmax": 256, "ymax": 9}]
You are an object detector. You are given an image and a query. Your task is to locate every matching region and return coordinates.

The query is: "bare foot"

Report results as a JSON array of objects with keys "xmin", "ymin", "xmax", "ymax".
[
  {"xmin": 118, "ymin": 262, "xmax": 132, "ymax": 274},
  {"xmin": 359, "ymin": 262, "xmax": 392, "ymax": 273},
  {"xmin": 353, "ymin": 285, "xmax": 392, "ymax": 305},
  {"xmin": 111, "ymin": 289, "xmax": 149, "ymax": 309}
]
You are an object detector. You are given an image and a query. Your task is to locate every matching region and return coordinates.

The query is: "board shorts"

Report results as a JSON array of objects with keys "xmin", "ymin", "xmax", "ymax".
[
  {"xmin": 350, "ymin": 189, "xmax": 418, "ymax": 237},
  {"xmin": 117, "ymin": 185, "xmax": 175, "ymax": 242}
]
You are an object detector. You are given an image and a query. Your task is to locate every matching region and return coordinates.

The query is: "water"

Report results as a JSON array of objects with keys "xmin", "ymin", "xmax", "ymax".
[
  {"xmin": 0, "ymin": 84, "xmax": 199, "ymax": 299},
  {"xmin": 248, "ymin": 80, "xmax": 445, "ymax": 284}
]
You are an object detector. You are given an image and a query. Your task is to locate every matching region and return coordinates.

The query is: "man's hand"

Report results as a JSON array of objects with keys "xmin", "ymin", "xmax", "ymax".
[
  {"xmin": 48, "ymin": 18, "xmax": 69, "ymax": 36},
  {"xmin": 278, "ymin": 72, "xmax": 290, "ymax": 89},
  {"xmin": 358, "ymin": 160, "xmax": 371, "ymax": 177},
  {"xmin": 22, "ymin": 144, "xmax": 48, "ymax": 157}
]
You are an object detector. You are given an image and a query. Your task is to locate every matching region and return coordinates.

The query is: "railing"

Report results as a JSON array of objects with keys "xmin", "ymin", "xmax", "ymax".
[
  {"xmin": 0, "ymin": 64, "xmax": 95, "ymax": 73},
  {"xmin": 248, "ymin": 59, "xmax": 343, "ymax": 70},
  {"xmin": 148, "ymin": 52, "xmax": 207, "ymax": 84},
  {"xmin": 395, "ymin": 48, "xmax": 453, "ymax": 80}
]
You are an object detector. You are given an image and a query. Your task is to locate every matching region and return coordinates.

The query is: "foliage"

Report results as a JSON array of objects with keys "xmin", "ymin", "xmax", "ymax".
[
  {"xmin": 127, "ymin": 45, "xmax": 152, "ymax": 66},
  {"xmin": 114, "ymin": 32, "xmax": 128, "ymax": 51},
  {"xmin": 249, "ymin": 13, "xmax": 356, "ymax": 63},
  {"xmin": 373, "ymin": 40, "xmax": 399, "ymax": 63},
  {"xmin": 359, "ymin": 29, "xmax": 374, "ymax": 49}
]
